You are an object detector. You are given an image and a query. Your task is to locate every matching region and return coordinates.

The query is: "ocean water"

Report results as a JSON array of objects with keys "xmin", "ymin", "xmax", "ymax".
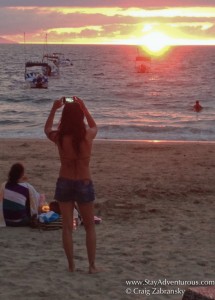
[{"xmin": 0, "ymin": 44, "xmax": 215, "ymax": 141}]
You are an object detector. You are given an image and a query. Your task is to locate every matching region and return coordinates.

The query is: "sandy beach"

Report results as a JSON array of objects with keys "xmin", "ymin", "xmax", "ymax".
[{"xmin": 0, "ymin": 138, "xmax": 214, "ymax": 300}]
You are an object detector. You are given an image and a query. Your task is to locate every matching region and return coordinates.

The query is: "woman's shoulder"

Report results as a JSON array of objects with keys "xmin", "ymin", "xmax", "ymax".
[{"xmin": 19, "ymin": 182, "xmax": 32, "ymax": 188}]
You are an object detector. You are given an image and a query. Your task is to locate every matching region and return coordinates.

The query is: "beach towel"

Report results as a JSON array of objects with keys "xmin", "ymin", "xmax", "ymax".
[
  {"xmin": 25, "ymin": 182, "xmax": 40, "ymax": 216},
  {"xmin": 39, "ymin": 211, "xmax": 60, "ymax": 223}
]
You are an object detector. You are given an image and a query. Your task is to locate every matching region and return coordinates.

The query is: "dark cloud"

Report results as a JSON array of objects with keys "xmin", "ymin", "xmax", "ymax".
[
  {"xmin": 0, "ymin": 9, "xmax": 131, "ymax": 35},
  {"xmin": 0, "ymin": 0, "xmax": 214, "ymax": 7},
  {"xmin": 0, "ymin": 5, "xmax": 215, "ymax": 36},
  {"xmin": 178, "ymin": 23, "xmax": 215, "ymax": 38},
  {"xmin": 0, "ymin": 8, "xmax": 63, "ymax": 34},
  {"xmin": 1, "ymin": 1, "xmax": 215, "ymax": 43}
]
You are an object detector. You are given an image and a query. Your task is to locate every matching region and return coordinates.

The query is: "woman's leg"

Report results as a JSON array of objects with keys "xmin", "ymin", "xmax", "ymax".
[
  {"xmin": 59, "ymin": 201, "xmax": 75, "ymax": 272},
  {"xmin": 77, "ymin": 202, "xmax": 100, "ymax": 273}
]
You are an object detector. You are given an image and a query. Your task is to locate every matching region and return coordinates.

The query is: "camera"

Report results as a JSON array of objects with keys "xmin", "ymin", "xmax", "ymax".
[{"xmin": 64, "ymin": 97, "xmax": 74, "ymax": 103}]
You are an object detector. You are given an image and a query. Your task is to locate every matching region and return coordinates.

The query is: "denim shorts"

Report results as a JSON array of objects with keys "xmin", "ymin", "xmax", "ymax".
[{"xmin": 54, "ymin": 177, "xmax": 95, "ymax": 203}]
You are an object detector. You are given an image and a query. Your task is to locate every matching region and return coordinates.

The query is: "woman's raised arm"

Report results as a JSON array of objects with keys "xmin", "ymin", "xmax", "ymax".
[{"xmin": 44, "ymin": 98, "xmax": 64, "ymax": 140}]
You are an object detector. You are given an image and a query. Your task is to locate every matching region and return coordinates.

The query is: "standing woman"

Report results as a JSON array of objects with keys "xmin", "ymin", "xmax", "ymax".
[{"xmin": 44, "ymin": 96, "xmax": 99, "ymax": 273}]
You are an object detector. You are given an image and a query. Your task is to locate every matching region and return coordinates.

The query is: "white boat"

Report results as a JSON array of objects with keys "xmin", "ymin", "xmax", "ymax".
[
  {"xmin": 25, "ymin": 62, "xmax": 48, "ymax": 89},
  {"xmin": 52, "ymin": 52, "xmax": 73, "ymax": 66},
  {"xmin": 42, "ymin": 54, "xmax": 60, "ymax": 77}
]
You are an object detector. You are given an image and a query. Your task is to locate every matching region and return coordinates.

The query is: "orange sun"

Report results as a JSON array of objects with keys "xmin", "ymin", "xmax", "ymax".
[{"xmin": 141, "ymin": 31, "xmax": 171, "ymax": 56}]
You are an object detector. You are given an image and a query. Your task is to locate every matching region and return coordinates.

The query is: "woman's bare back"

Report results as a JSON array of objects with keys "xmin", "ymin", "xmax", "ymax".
[{"xmin": 57, "ymin": 130, "xmax": 93, "ymax": 180}]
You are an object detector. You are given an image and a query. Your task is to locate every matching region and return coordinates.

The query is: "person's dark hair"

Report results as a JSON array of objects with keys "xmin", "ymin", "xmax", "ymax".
[
  {"xmin": 58, "ymin": 102, "xmax": 86, "ymax": 154},
  {"xmin": 8, "ymin": 163, "xmax": 24, "ymax": 184}
]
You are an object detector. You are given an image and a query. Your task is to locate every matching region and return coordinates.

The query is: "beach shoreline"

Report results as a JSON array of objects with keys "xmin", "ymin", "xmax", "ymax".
[
  {"xmin": 1, "ymin": 137, "xmax": 215, "ymax": 143},
  {"xmin": 0, "ymin": 138, "xmax": 214, "ymax": 300}
]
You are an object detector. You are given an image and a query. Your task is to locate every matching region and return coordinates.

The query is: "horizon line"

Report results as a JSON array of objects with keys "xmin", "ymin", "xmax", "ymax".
[{"xmin": 1, "ymin": 42, "xmax": 215, "ymax": 46}]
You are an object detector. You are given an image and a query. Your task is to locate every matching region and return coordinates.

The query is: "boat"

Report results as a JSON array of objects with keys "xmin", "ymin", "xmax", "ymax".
[
  {"xmin": 135, "ymin": 55, "xmax": 151, "ymax": 73},
  {"xmin": 42, "ymin": 52, "xmax": 72, "ymax": 69},
  {"xmin": 135, "ymin": 47, "xmax": 151, "ymax": 73},
  {"xmin": 42, "ymin": 54, "xmax": 60, "ymax": 77},
  {"xmin": 25, "ymin": 62, "xmax": 49, "ymax": 89},
  {"xmin": 41, "ymin": 33, "xmax": 72, "ymax": 76},
  {"xmin": 52, "ymin": 52, "xmax": 73, "ymax": 66}
]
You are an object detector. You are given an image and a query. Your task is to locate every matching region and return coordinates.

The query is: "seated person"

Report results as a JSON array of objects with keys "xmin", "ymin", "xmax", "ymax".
[{"xmin": 2, "ymin": 163, "xmax": 40, "ymax": 226}]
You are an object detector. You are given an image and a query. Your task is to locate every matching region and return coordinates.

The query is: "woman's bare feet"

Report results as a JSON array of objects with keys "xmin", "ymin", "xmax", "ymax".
[
  {"xmin": 68, "ymin": 264, "xmax": 75, "ymax": 272},
  {"xmin": 89, "ymin": 265, "xmax": 103, "ymax": 274}
]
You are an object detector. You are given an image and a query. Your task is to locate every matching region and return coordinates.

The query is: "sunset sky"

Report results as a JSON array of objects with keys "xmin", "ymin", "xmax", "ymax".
[{"xmin": 1, "ymin": 0, "xmax": 215, "ymax": 46}]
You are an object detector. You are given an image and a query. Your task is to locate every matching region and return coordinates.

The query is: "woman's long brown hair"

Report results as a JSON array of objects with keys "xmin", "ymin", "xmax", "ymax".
[
  {"xmin": 8, "ymin": 163, "xmax": 24, "ymax": 184},
  {"xmin": 58, "ymin": 102, "xmax": 86, "ymax": 154}
]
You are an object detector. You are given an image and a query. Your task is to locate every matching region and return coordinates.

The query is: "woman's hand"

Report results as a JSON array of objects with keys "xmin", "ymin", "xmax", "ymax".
[
  {"xmin": 73, "ymin": 96, "xmax": 97, "ymax": 130},
  {"xmin": 52, "ymin": 98, "xmax": 65, "ymax": 110},
  {"xmin": 73, "ymin": 96, "xmax": 87, "ymax": 113}
]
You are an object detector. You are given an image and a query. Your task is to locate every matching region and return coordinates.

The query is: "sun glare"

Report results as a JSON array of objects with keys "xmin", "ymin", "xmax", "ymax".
[{"xmin": 141, "ymin": 31, "xmax": 171, "ymax": 56}]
